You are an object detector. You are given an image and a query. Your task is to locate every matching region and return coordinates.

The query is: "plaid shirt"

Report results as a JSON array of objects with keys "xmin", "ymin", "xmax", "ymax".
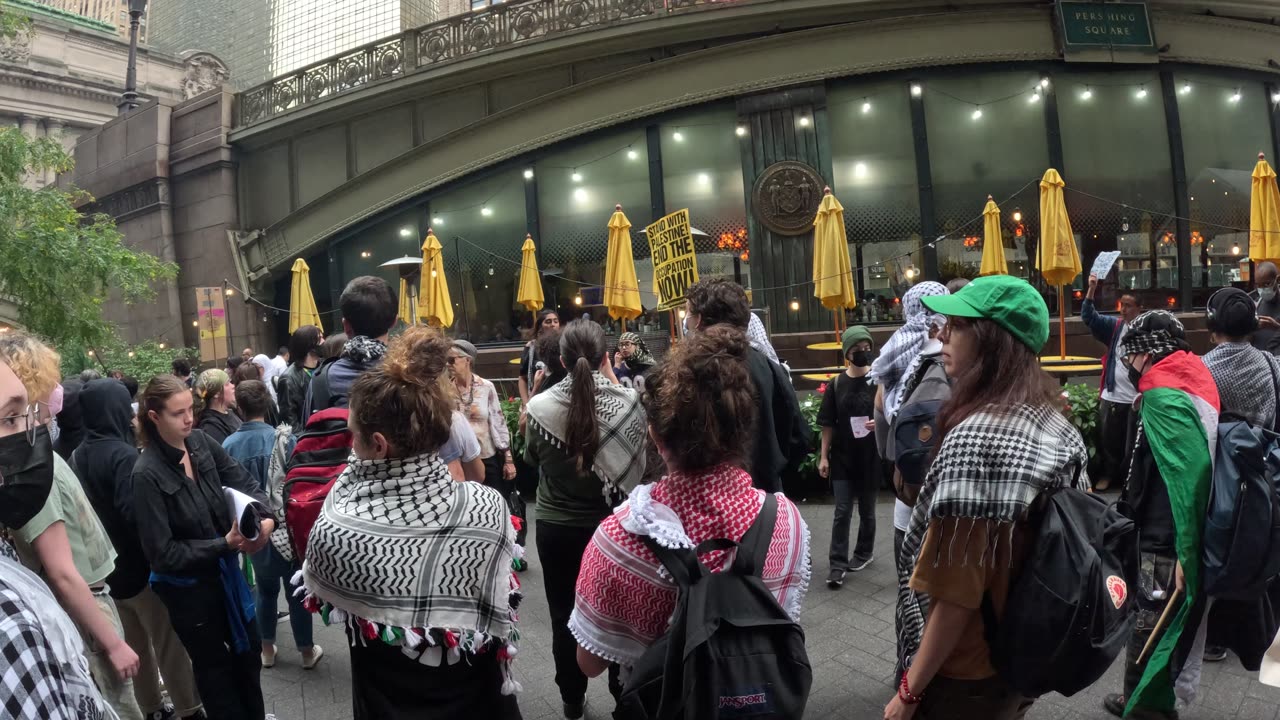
[{"xmin": 1, "ymin": 589, "xmax": 107, "ymax": 720}]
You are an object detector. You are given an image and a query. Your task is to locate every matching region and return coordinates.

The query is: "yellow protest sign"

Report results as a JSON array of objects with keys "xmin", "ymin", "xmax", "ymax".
[{"xmin": 645, "ymin": 209, "xmax": 699, "ymax": 311}]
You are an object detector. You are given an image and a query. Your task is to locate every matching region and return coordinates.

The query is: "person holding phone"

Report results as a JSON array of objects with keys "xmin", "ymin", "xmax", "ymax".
[{"xmin": 132, "ymin": 374, "xmax": 273, "ymax": 720}]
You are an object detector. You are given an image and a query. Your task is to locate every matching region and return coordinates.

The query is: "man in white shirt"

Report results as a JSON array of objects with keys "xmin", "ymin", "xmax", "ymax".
[{"xmin": 1082, "ymin": 273, "xmax": 1143, "ymax": 490}]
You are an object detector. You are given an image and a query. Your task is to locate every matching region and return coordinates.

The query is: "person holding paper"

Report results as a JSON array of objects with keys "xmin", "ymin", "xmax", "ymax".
[
  {"xmin": 1082, "ymin": 273, "xmax": 1143, "ymax": 491},
  {"xmin": 818, "ymin": 325, "xmax": 879, "ymax": 588},
  {"xmin": 132, "ymin": 374, "xmax": 273, "ymax": 720}
]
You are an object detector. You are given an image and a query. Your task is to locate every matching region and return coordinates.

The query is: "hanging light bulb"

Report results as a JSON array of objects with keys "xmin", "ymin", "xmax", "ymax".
[
  {"xmin": 1028, "ymin": 90, "xmax": 1041, "ymax": 104},
  {"xmin": 1231, "ymin": 88, "xmax": 1243, "ymax": 103},
  {"xmin": 571, "ymin": 171, "xmax": 582, "ymax": 183},
  {"xmin": 128, "ymin": 351, "xmax": 135, "ymax": 358},
  {"xmin": 192, "ymin": 320, "xmax": 199, "ymax": 327},
  {"xmin": 481, "ymin": 206, "xmax": 493, "ymax": 217},
  {"xmin": 1081, "ymin": 86, "xmax": 1093, "ymax": 100},
  {"xmin": 87, "ymin": 350, "xmax": 95, "ymax": 357},
  {"xmin": 1040, "ymin": 77, "xmax": 1050, "ymax": 89},
  {"xmin": 488, "ymin": 266, "xmax": 495, "ymax": 276},
  {"xmin": 432, "ymin": 216, "xmax": 443, "ymax": 225},
  {"xmin": 735, "ymin": 124, "xmax": 747, "ymax": 137},
  {"xmin": 1180, "ymin": 81, "xmax": 1192, "ymax": 95},
  {"xmin": 1012, "ymin": 209, "xmax": 1023, "ymax": 223},
  {"xmin": 431, "ymin": 269, "xmax": 438, "ymax": 277},
  {"xmin": 224, "ymin": 287, "xmax": 234, "ymax": 296},
  {"xmin": 971, "ymin": 106, "xmax": 983, "ymax": 120},
  {"xmin": 159, "ymin": 342, "xmax": 166, "ymax": 350},
  {"xmin": 1232, "ymin": 243, "xmax": 1241, "ymax": 256},
  {"xmin": 523, "ymin": 168, "xmax": 534, "ymax": 180},
  {"xmin": 574, "ymin": 294, "xmax": 583, "ymax": 306},
  {"xmin": 1136, "ymin": 85, "xmax": 1148, "ymax": 99},
  {"xmin": 798, "ymin": 116, "xmax": 811, "ymax": 127},
  {"xmin": 627, "ymin": 148, "xmax": 638, "ymax": 160},
  {"xmin": 910, "ymin": 83, "xmax": 922, "ymax": 97},
  {"xmin": 672, "ymin": 130, "xmax": 684, "ymax": 142},
  {"xmin": 861, "ymin": 98, "xmax": 871, "ymax": 114},
  {"xmin": 789, "ymin": 298, "xmax": 800, "ymax": 311}
]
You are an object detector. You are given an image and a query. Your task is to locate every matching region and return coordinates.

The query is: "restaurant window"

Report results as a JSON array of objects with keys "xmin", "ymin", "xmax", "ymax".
[
  {"xmin": 536, "ymin": 127, "xmax": 651, "ymax": 336},
  {"xmin": 429, "ymin": 169, "xmax": 526, "ymax": 343},
  {"xmin": 1177, "ymin": 73, "xmax": 1273, "ymax": 304},
  {"xmin": 660, "ymin": 106, "xmax": 749, "ymax": 330},
  {"xmin": 829, "ymin": 77, "xmax": 921, "ymax": 324},
  {"xmin": 1057, "ymin": 69, "xmax": 1176, "ymax": 312},
  {"xmin": 925, "ymin": 70, "xmax": 1050, "ymax": 286},
  {"xmin": 335, "ymin": 207, "xmax": 425, "ymax": 322}
]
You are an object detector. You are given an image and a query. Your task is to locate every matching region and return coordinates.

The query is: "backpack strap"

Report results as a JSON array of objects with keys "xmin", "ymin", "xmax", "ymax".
[
  {"xmin": 732, "ymin": 494, "xmax": 779, "ymax": 577},
  {"xmin": 644, "ymin": 539, "xmax": 703, "ymax": 590},
  {"xmin": 309, "ymin": 361, "xmax": 334, "ymax": 418}
]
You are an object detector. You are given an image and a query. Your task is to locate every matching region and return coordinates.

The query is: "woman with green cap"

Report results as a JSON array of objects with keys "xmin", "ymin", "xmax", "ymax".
[
  {"xmin": 887, "ymin": 275, "xmax": 1088, "ymax": 720},
  {"xmin": 818, "ymin": 324, "xmax": 878, "ymax": 589}
]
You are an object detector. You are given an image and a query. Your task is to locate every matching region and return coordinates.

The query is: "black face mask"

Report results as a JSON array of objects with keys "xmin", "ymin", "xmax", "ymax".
[
  {"xmin": 1126, "ymin": 357, "xmax": 1146, "ymax": 388},
  {"xmin": 0, "ymin": 425, "xmax": 54, "ymax": 530},
  {"xmin": 849, "ymin": 351, "xmax": 872, "ymax": 368}
]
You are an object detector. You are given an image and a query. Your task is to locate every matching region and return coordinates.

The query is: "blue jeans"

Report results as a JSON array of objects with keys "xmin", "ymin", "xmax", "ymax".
[{"xmin": 250, "ymin": 545, "xmax": 313, "ymax": 650}]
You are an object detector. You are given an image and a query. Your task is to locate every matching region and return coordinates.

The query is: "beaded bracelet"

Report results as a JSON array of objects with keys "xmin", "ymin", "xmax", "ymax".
[{"xmin": 898, "ymin": 671, "xmax": 924, "ymax": 705}]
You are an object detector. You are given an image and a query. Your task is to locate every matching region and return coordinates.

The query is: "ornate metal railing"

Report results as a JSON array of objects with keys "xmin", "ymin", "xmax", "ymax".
[{"xmin": 235, "ymin": 0, "xmax": 753, "ymax": 127}]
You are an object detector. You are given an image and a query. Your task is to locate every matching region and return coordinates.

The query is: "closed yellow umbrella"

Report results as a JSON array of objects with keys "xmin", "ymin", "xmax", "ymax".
[
  {"xmin": 418, "ymin": 230, "xmax": 454, "ymax": 328},
  {"xmin": 288, "ymin": 258, "xmax": 323, "ymax": 333},
  {"xmin": 1037, "ymin": 169, "xmax": 1083, "ymax": 358},
  {"xmin": 397, "ymin": 278, "xmax": 416, "ymax": 326},
  {"xmin": 812, "ymin": 188, "xmax": 856, "ymax": 340},
  {"xmin": 979, "ymin": 195, "xmax": 1009, "ymax": 277},
  {"xmin": 604, "ymin": 204, "xmax": 642, "ymax": 326},
  {"xmin": 1251, "ymin": 153, "xmax": 1280, "ymax": 264},
  {"xmin": 516, "ymin": 234, "xmax": 545, "ymax": 319}
]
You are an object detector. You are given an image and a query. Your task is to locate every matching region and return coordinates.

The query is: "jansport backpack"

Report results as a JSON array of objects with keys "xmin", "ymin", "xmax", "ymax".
[
  {"xmin": 891, "ymin": 356, "xmax": 949, "ymax": 505},
  {"xmin": 981, "ymin": 485, "xmax": 1139, "ymax": 698},
  {"xmin": 282, "ymin": 406, "xmax": 352, "ymax": 561},
  {"xmin": 618, "ymin": 495, "xmax": 811, "ymax": 720},
  {"xmin": 1202, "ymin": 417, "xmax": 1280, "ymax": 598}
]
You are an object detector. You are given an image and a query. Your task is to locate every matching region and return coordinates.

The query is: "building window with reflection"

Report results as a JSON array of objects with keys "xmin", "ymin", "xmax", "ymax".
[
  {"xmin": 1177, "ymin": 74, "xmax": 1272, "ymax": 305},
  {"xmin": 829, "ymin": 78, "xmax": 921, "ymax": 324},
  {"xmin": 429, "ymin": 169, "xmax": 527, "ymax": 343},
  {"xmin": 335, "ymin": 208, "xmax": 425, "ymax": 318},
  {"xmin": 1058, "ymin": 69, "xmax": 1176, "ymax": 312},
  {"xmin": 535, "ymin": 128, "xmax": 651, "ymax": 337},
  {"xmin": 925, "ymin": 70, "xmax": 1050, "ymax": 287}
]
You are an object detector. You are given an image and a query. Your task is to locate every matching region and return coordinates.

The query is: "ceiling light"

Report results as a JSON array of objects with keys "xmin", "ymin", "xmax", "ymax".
[{"xmin": 523, "ymin": 168, "xmax": 534, "ymax": 180}]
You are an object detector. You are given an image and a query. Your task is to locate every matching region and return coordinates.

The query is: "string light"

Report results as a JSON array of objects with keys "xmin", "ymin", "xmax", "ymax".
[
  {"xmin": 735, "ymin": 125, "xmax": 747, "ymax": 137},
  {"xmin": 627, "ymin": 148, "xmax": 638, "ymax": 160},
  {"xmin": 158, "ymin": 343, "xmax": 166, "ymax": 349},
  {"xmin": 1028, "ymin": 90, "xmax": 1041, "ymax": 104},
  {"xmin": 360, "ymin": 250, "xmax": 371, "ymax": 259},
  {"xmin": 1040, "ymin": 77, "xmax": 1050, "ymax": 89},
  {"xmin": 224, "ymin": 287, "xmax": 234, "ymax": 296},
  {"xmin": 399, "ymin": 227, "xmax": 412, "ymax": 237},
  {"xmin": 481, "ymin": 206, "xmax": 493, "ymax": 217},
  {"xmin": 789, "ymin": 298, "xmax": 800, "ymax": 311},
  {"xmin": 1273, "ymin": 92, "xmax": 1280, "ymax": 104},
  {"xmin": 87, "ymin": 349, "xmax": 95, "ymax": 356},
  {"xmin": 798, "ymin": 116, "xmax": 811, "ymax": 127},
  {"xmin": 971, "ymin": 106, "xmax": 983, "ymax": 120},
  {"xmin": 574, "ymin": 294, "xmax": 583, "ymax": 306},
  {"xmin": 1081, "ymin": 86, "xmax": 1093, "ymax": 100},
  {"xmin": 1231, "ymin": 88, "xmax": 1243, "ymax": 103},
  {"xmin": 910, "ymin": 83, "xmax": 922, "ymax": 97},
  {"xmin": 1012, "ymin": 209, "xmax": 1022, "ymax": 223},
  {"xmin": 432, "ymin": 216, "xmax": 443, "ymax": 225},
  {"xmin": 672, "ymin": 131, "xmax": 684, "ymax": 142},
  {"xmin": 192, "ymin": 321, "xmax": 198, "ymax": 327},
  {"xmin": 523, "ymin": 168, "xmax": 534, "ymax": 180},
  {"xmin": 1232, "ymin": 243, "xmax": 1241, "ymax": 256},
  {"xmin": 1180, "ymin": 81, "xmax": 1192, "ymax": 95},
  {"xmin": 488, "ymin": 266, "xmax": 495, "ymax": 276},
  {"xmin": 128, "ymin": 351, "xmax": 135, "ymax": 358},
  {"xmin": 1136, "ymin": 85, "xmax": 1148, "ymax": 99},
  {"xmin": 861, "ymin": 98, "xmax": 872, "ymax": 114},
  {"xmin": 571, "ymin": 171, "xmax": 582, "ymax": 183},
  {"xmin": 697, "ymin": 173, "xmax": 711, "ymax": 186}
]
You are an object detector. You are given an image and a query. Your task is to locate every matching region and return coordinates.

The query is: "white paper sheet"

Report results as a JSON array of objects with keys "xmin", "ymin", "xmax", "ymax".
[
  {"xmin": 1090, "ymin": 251, "xmax": 1122, "ymax": 280},
  {"xmin": 851, "ymin": 416, "xmax": 871, "ymax": 439},
  {"xmin": 224, "ymin": 487, "xmax": 266, "ymax": 541}
]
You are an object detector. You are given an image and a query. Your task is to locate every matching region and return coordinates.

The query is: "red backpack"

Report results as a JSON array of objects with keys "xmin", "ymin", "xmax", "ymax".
[{"xmin": 282, "ymin": 407, "xmax": 352, "ymax": 561}]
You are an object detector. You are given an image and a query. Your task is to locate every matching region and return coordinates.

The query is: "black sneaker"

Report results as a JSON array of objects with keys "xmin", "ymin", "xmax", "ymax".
[
  {"xmin": 148, "ymin": 705, "xmax": 176, "ymax": 720},
  {"xmin": 850, "ymin": 556, "xmax": 874, "ymax": 572},
  {"xmin": 564, "ymin": 700, "xmax": 585, "ymax": 719},
  {"xmin": 826, "ymin": 568, "xmax": 846, "ymax": 589},
  {"xmin": 1203, "ymin": 645, "xmax": 1228, "ymax": 662}
]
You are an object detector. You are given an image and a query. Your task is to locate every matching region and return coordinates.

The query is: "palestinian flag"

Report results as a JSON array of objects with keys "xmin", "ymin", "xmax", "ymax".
[{"xmin": 1127, "ymin": 350, "xmax": 1220, "ymax": 716}]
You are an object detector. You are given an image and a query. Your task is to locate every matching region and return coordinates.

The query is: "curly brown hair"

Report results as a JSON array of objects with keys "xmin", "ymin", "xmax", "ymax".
[
  {"xmin": 643, "ymin": 324, "xmax": 757, "ymax": 472},
  {"xmin": 349, "ymin": 326, "xmax": 453, "ymax": 456}
]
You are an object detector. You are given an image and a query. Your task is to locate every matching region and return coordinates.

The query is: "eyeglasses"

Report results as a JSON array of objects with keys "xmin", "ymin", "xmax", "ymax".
[{"xmin": 0, "ymin": 403, "xmax": 40, "ymax": 446}]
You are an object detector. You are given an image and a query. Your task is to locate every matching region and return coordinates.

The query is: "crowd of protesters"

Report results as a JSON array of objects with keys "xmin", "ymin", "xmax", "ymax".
[{"xmin": 4, "ymin": 268, "xmax": 1280, "ymax": 720}]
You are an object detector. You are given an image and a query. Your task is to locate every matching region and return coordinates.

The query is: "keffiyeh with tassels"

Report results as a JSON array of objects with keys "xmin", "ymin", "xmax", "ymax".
[
  {"xmin": 569, "ymin": 465, "xmax": 810, "ymax": 666},
  {"xmin": 872, "ymin": 282, "xmax": 949, "ymax": 417},
  {"xmin": 525, "ymin": 371, "xmax": 647, "ymax": 499},
  {"xmin": 298, "ymin": 451, "xmax": 523, "ymax": 693},
  {"xmin": 895, "ymin": 403, "xmax": 1088, "ymax": 672}
]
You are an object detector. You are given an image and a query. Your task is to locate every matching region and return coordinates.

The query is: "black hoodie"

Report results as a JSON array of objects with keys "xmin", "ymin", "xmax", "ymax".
[{"xmin": 72, "ymin": 379, "xmax": 149, "ymax": 600}]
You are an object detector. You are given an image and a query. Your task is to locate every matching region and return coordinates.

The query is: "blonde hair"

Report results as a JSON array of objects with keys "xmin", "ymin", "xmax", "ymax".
[
  {"xmin": 0, "ymin": 333, "xmax": 62, "ymax": 402},
  {"xmin": 194, "ymin": 368, "xmax": 230, "ymax": 412}
]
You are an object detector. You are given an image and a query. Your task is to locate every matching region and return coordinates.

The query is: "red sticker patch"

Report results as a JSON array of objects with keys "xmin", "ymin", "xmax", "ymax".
[{"xmin": 1107, "ymin": 575, "xmax": 1128, "ymax": 609}]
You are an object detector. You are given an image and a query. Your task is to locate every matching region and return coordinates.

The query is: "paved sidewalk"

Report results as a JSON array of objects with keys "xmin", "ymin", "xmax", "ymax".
[{"xmin": 259, "ymin": 493, "xmax": 1280, "ymax": 720}]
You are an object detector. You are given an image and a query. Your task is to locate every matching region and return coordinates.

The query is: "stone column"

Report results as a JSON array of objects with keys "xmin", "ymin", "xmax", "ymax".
[
  {"xmin": 44, "ymin": 119, "xmax": 64, "ymax": 187},
  {"xmin": 18, "ymin": 115, "xmax": 42, "ymax": 188}
]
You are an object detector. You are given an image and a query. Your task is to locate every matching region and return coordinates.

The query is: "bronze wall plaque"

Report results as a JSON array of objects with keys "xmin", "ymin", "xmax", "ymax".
[{"xmin": 751, "ymin": 160, "xmax": 824, "ymax": 236}]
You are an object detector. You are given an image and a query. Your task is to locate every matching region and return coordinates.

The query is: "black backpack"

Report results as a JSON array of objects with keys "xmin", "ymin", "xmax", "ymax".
[
  {"xmin": 982, "ymin": 486, "xmax": 1139, "ymax": 698},
  {"xmin": 1202, "ymin": 418, "xmax": 1280, "ymax": 599},
  {"xmin": 618, "ymin": 495, "xmax": 812, "ymax": 720},
  {"xmin": 891, "ymin": 356, "xmax": 950, "ymax": 504}
]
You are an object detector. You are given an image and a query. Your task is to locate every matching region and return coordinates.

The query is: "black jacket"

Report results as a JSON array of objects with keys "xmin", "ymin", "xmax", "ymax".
[
  {"xmin": 196, "ymin": 407, "xmax": 241, "ymax": 445},
  {"xmin": 745, "ymin": 347, "xmax": 810, "ymax": 493},
  {"xmin": 132, "ymin": 429, "xmax": 267, "ymax": 577},
  {"xmin": 1123, "ymin": 423, "xmax": 1175, "ymax": 555},
  {"xmin": 276, "ymin": 364, "xmax": 311, "ymax": 428},
  {"xmin": 71, "ymin": 380, "xmax": 149, "ymax": 599},
  {"xmin": 54, "ymin": 379, "xmax": 85, "ymax": 460}
]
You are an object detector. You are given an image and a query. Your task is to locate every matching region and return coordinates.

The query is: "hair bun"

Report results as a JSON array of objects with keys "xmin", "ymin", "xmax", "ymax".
[{"xmin": 381, "ymin": 327, "xmax": 448, "ymax": 386}]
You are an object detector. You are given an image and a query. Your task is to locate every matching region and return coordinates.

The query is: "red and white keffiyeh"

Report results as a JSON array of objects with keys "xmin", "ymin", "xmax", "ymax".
[{"xmin": 569, "ymin": 465, "xmax": 811, "ymax": 666}]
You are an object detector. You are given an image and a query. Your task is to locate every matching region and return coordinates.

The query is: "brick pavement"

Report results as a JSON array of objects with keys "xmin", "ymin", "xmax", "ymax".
[{"xmin": 259, "ymin": 493, "xmax": 1280, "ymax": 720}]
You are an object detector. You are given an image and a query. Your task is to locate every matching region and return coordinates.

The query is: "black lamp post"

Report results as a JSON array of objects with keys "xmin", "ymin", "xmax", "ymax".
[{"xmin": 117, "ymin": 0, "xmax": 148, "ymax": 115}]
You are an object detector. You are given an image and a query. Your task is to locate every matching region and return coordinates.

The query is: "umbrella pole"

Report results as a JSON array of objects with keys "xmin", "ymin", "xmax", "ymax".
[
  {"xmin": 1058, "ymin": 284, "xmax": 1067, "ymax": 359},
  {"xmin": 833, "ymin": 310, "xmax": 841, "ymax": 343},
  {"xmin": 621, "ymin": 318, "xmax": 627, "ymax": 334}
]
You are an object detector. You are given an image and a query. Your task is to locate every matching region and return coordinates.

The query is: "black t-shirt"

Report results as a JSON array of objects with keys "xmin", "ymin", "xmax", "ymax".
[{"xmin": 818, "ymin": 371, "xmax": 876, "ymax": 459}]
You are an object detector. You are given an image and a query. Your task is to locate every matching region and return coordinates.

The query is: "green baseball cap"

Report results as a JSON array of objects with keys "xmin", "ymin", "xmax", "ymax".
[{"xmin": 920, "ymin": 275, "xmax": 1049, "ymax": 352}]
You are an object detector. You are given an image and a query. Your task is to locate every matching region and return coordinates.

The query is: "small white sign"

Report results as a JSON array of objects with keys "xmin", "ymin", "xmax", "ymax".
[
  {"xmin": 851, "ymin": 416, "xmax": 871, "ymax": 439},
  {"xmin": 1090, "ymin": 251, "xmax": 1122, "ymax": 280}
]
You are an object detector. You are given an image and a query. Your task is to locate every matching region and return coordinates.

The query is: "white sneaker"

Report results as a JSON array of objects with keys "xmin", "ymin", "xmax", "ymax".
[{"xmin": 302, "ymin": 644, "xmax": 324, "ymax": 670}]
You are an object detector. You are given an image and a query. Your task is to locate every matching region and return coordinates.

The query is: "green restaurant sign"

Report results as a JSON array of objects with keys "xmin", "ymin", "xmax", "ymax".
[{"xmin": 1057, "ymin": 1, "xmax": 1155, "ymax": 50}]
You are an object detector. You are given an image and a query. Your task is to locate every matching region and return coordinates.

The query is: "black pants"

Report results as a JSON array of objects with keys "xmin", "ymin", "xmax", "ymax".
[
  {"xmin": 348, "ymin": 625, "xmax": 521, "ymax": 720},
  {"xmin": 829, "ymin": 452, "xmax": 878, "ymax": 568},
  {"xmin": 535, "ymin": 520, "xmax": 621, "ymax": 704},
  {"xmin": 486, "ymin": 455, "xmax": 528, "ymax": 546},
  {"xmin": 1098, "ymin": 399, "xmax": 1133, "ymax": 486},
  {"xmin": 1122, "ymin": 553, "xmax": 1178, "ymax": 702},
  {"xmin": 917, "ymin": 675, "xmax": 1033, "ymax": 720},
  {"xmin": 152, "ymin": 579, "xmax": 263, "ymax": 720}
]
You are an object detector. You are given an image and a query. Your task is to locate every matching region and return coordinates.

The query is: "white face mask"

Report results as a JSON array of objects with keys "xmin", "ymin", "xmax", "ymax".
[{"xmin": 1261, "ymin": 287, "xmax": 1277, "ymax": 302}]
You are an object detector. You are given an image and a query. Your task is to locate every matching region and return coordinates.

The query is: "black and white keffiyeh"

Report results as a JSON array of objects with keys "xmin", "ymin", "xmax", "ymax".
[
  {"xmin": 525, "ymin": 371, "xmax": 647, "ymax": 499},
  {"xmin": 895, "ymin": 403, "xmax": 1089, "ymax": 672},
  {"xmin": 299, "ymin": 451, "xmax": 522, "ymax": 692},
  {"xmin": 1203, "ymin": 341, "xmax": 1280, "ymax": 429},
  {"xmin": 340, "ymin": 335, "xmax": 387, "ymax": 364},
  {"xmin": 872, "ymin": 282, "xmax": 949, "ymax": 417}
]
